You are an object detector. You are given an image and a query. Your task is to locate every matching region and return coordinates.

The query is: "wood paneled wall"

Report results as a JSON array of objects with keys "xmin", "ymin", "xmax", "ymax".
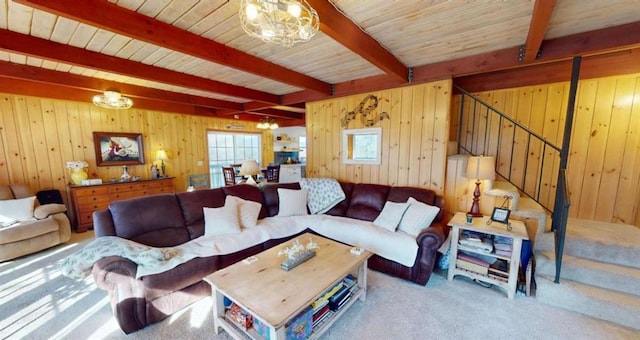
[
  {"xmin": 305, "ymin": 80, "xmax": 451, "ymax": 194},
  {"xmin": 451, "ymin": 73, "xmax": 640, "ymax": 226},
  {"xmin": 0, "ymin": 92, "xmax": 274, "ymax": 205}
]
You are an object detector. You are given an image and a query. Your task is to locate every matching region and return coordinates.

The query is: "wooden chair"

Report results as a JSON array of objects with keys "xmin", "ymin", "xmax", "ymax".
[
  {"xmin": 222, "ymin": 167, "xmax": 237, "ymax": 186},
  {"xmin": 188, "ymin": 174, "xmax": 210, "ymax": 190},
  {"xmin": 265, "ymin": 165, "xmax": 280, "ymax": 182}
]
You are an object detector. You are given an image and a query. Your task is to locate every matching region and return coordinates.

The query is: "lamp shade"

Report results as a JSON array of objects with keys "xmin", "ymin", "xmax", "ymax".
[
  {"xmin": 466, "ymin": 156, "xmax": 495, "ymax": 180},
  {"xmin": 156, "ymin": 149, "xmax": 168, "ymax": 161},
  {"xmin": 239, "ymin": 160, "xmax": 261, "ymax": 176}
]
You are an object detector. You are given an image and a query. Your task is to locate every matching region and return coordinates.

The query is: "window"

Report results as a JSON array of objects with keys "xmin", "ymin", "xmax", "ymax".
[
  {"xmin": 342, "ymin": 127, "xmax": 382, "ymax": 165},
  {"xmin": 207, "ymin": 131, "xmax": 261, "ymax": 188}
]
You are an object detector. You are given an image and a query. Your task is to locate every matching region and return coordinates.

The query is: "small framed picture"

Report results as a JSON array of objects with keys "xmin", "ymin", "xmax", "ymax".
[{"xmin": 490, "ymin": 207, "xmax": 510, "ymax": 224}]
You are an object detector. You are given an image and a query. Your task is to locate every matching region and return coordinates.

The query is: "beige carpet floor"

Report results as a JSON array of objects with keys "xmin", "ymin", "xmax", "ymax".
[{"xmin": 1, "ymin": 231, "xmax": 639, "ymax": 340}]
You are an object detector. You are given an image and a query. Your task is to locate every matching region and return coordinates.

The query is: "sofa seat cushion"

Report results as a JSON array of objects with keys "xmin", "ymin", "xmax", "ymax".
[
  {"xmin": 254, "ymin": 215, "xmax": 321, "ymax": 239},
  {"xmin": 309, "ymin": 215, "xmax": 419, "ymax": 267},
  {"xmin": 0, "ymin": 218, "xmax": 58, "ymax": 245}
]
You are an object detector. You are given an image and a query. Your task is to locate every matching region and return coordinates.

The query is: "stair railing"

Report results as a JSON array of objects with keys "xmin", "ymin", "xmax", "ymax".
[
  {"xmin": 551, "ymin": 168, "xmax": 571, "ymax": 283},
  {"xmin": 455, "ymin": 85, "xmax": 561, "ymax": 212}
]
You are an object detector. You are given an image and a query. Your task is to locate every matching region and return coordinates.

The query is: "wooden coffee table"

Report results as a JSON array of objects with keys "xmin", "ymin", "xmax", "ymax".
[{"xmin": 205, "ymin": 233, "xmax": 372, "ymax": 340}]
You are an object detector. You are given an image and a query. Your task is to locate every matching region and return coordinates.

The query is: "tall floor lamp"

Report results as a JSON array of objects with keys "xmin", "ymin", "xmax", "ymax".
[{"xmin": 465, "ymin": 155, "xmax": 495, "ymax": 217}]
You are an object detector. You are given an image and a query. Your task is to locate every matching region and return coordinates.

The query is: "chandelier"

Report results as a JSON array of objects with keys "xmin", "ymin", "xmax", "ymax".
[
  {"xmin": 256, "ymin": 117, "xmax": 279, "ymax": 129},
  {"xmin": 239, "ymin": 0, "xmax": 320, "ymax": 47},
  {"xmin": 92, "ymin": 90, "xmax": 133, "ymax": 109}
]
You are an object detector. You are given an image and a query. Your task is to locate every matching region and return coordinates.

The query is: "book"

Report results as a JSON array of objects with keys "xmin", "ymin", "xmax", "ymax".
[
  {"xmin": 457, "ymin": 252, "xmax": 491, "ymax": 267},
  {"xmin": 456, "ymin": 259, "xmax": 489, "ymax": 275}
]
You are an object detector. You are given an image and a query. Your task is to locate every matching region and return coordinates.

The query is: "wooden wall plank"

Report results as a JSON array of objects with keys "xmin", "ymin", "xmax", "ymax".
[
  {"xmin": 578, "ymin": 78, "xmax": 616, "ymax": 220},
  {"xmin": 615, "ymin": 77, "xmax": 640, "ymax": 225},
  {"xmin": 567, "ymin": 79, "xmax": 597, "ymax": 218},
  {"xmin": 603, "ymin": 76, "xmax": 638, "ymax": 223}
]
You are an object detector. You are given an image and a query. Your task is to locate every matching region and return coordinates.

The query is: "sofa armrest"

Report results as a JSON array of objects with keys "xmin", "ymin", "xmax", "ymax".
[
  {"xmin": 92, "ymin": 256, "xmax": 138, "ymax": 291},
  {"xmin": 34, "ymin": 203, "xmax": 66, "ymax": 219},
  {"xmin": 416, "ymin": 222, "xmax": 446, "ymax": 251},
  {"xmin": 92, "ymin": 256, "xmax": 148, "ymax": 334},
  {"xmin": 411, "ymin": 222, "xmax": 446, "ymax": 285}
]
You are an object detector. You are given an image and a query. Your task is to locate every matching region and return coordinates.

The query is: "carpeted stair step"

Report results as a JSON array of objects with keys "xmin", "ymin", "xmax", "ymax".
[
  {"xmin": 535, "ymin": 275, "xmax": 640, "ymax": 330},
  {"xmin": 535, "ymin": 250, "xmax": 640, "ymax": 296},
  {"xmin": 536, "ymin": 219, "xmax": 640, "ymax": 269}
]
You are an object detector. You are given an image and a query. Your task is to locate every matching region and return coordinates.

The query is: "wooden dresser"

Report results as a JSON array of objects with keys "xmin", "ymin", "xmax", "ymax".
[{"xmin": 69, "ymin": 177, "xmax": 174, "ymax": 232}]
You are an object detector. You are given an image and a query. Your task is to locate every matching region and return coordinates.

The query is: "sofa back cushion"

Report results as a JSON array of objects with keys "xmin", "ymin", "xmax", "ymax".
[
  {"xmin": 324, "ymin": 182, "xmax": 353, "ymax": 217},
  {"xmin": 387, "ymin": 186, "xmax": 445, "ymax": 223},
  {"xmin": 261, "ymin": 182, "xmax": 301, "ymax": 217},
  {"xmin": 346, "ymin": 183, "xmax": 390, "ymax": 221},
  {"xmin": 176, "ymin": 188, "xmax": 226, "ymax": 226},
  {"xmin": 109, "ymin": 194, "xmax": 190, "ymax": 247},
  {"xmin": 176, "ymin": 188, "xmax": 226, "ymax": 239},
  {"xmin": 222, "ymin": 184, "xmax": 268, "ymax": 219}
]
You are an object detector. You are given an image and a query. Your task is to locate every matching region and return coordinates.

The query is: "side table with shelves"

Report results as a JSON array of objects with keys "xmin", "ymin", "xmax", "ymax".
[
  {"xmin": 69, "ymin": 177, "xmax": 174, "ymax": 232},
  {"xmin": 447, "ymin": 212, "xmax": 528, "ymax": 299}
]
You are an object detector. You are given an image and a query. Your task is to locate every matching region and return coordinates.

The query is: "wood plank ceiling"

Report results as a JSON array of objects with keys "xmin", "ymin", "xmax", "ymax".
[{"xmin": 1, "ymin": 0, "xmax": 639, "ymax": 126}]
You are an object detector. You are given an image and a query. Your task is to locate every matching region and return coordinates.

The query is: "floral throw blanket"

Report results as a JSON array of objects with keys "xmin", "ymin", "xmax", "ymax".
[
  {"xmin": 59, "ymin": 236, "xmax": 185, "ymax": 280},
  {"xmin": 299, "ymin": 178, "xmax": 346, "ymax": 214}
]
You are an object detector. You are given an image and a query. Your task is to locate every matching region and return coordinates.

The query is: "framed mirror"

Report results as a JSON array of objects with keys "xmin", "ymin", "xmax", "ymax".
[{"xmin": 342, "ymin": 127, "xmax": 382, "ymax": 165}]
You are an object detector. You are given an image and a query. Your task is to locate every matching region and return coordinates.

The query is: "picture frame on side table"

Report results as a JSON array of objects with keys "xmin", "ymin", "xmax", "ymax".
[
  {"xmin": 488, "ymin": 207, "xmax": 512, "ymax": 230},
  {"xmin": 93, "ymin": 132, "xmax": 145, "ymax": 166}
]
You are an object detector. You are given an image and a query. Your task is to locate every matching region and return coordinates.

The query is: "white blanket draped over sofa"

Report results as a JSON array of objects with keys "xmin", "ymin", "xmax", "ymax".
[{"xmin": 60, "ymin": 215, "xmax": 420, "ymax": 280}]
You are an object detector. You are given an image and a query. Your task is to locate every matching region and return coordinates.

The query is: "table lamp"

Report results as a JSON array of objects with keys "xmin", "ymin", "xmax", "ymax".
[
  {"xmin": 465, "ymin": 155, "xmax": 495, "ymax": 217},
  {"xmin": 239, "ymin": 160, "xmax": 261, "ymax": 185},
  {"xmin": 156, "ymin": 149, "xmax": 168, "ymax": 177}
]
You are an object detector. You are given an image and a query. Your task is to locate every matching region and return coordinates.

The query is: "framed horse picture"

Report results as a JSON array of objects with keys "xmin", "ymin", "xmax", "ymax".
[{"xmin": 93, "ymin": 132, "xmax": 145, "ymax": 166}]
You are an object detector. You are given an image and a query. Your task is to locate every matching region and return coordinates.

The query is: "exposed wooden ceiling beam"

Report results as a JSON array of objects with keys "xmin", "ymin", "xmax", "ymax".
[
  {"xmin": 0, "ymin": 61, "xmax": 243, "ymax": 111},
  {"xmin": 0, "ymin": 29, "xmax": 278, "ymax": 104},
  {"xmin": 0, "ymin": 76, "xmax": 217, "ymax": 116},
  {"xmin": 455, "ymin": 48, "xmax": 640, "ymax": 93},
  {"xmin": 14, "ymin": 0, "xmax": 332, "ymax": 95},
  {"xmin": 521, "ymin": 0, "xmax": 557, "ymax": 63},
  {"xmin": 283, "ymin": 20, "xmax": 640, "ymax": 104},
  {"xmin": 308, "ymin": 0, "xmax": 408, "ymax": 82}
]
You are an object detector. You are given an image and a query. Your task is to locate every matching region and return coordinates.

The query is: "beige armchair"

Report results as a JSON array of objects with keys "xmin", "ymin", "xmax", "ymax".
[{"xmin": 0, "ymin": 184, "xmax": 71, "ymax": 262}]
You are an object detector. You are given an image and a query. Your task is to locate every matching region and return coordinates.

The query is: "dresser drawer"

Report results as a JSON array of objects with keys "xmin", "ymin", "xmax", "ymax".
[
  {"xmin": 109, "ymin": 182, "xmax": 148, "ymax": 193},
  {"xmin": 148, "ymin": 179, "xmax": 173, "ymax": 189},
  {"xmin": 77, "ymin": 197, "xmax": 109, "ymax": 211},
  {"xmin": 73, "ymin": 186, "xmax": 109, "ymax": 197},
  {"xmin": 78, "ymin": 211, "xmax": 97, "ymax": 225}
]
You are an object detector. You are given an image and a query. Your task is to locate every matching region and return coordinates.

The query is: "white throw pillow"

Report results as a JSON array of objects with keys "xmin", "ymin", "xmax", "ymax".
[
  {"xmin": 277, "ymin": 188, "xmax": 309, "ymax": 217},
  {"xmin": 398, "ymin": 197, "xmax": 440, "ymax": 236},
  {"xmin": 373, "ymin": 201, "xmax": 410, "ymax": 232},
  {"xmin": 0, "ymin": 196, "xmax": 36, "ymax": 223},
  {"xmin": 226, "ymin": 195, "xmax": 261, "ymax": 228},
  {"xmin": 203, "ymin": 198, "xmax": 241, "ymax": 237}
]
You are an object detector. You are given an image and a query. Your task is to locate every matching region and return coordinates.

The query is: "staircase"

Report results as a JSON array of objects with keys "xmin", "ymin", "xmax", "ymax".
[{"xmin": 534, "ymin": 218, "xmax": 640, "ymax": 330}]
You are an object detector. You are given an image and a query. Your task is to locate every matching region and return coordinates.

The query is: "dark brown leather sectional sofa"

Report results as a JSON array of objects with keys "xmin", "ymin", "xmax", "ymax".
[{"xmin": 91, "ymin": 181, "xmax": 445, "ymax": 333}]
